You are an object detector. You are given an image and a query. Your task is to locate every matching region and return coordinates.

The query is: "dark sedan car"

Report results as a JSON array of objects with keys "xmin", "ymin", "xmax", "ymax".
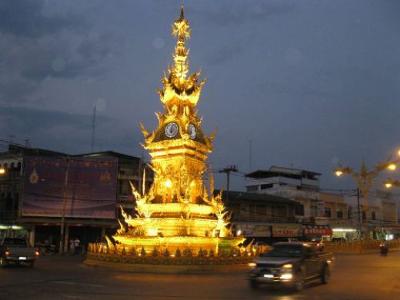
[{"xmin": 248, "ymin": 242, "xmax": 333, "ymax": 291}]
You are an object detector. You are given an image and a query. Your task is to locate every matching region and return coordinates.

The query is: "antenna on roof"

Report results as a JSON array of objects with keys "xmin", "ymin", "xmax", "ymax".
[
  {"xmin": 90, "ymin": 105, "xmax": 97, "ymax": 152},
  {"xmin": 219, "ymin": 165, "xmax": 238, "ymax": 202},
  {"xmin": 8, "ymin": 135, "xmax": 15, "ymax": 145},
  {"xmin": 24, "ymin": 139, "xmax": 31, "ymax": 148},
  {"xmin": 248, "ymin": 139, "xmax": 252, "ymax": 171}
]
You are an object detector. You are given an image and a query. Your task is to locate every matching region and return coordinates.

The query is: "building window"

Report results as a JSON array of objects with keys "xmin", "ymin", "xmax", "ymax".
[
  {"xmin": 371, "ymin": 211, "xmax": 376, "ymax": 220},
  {"xmin": 246, "ymin": 185, "xmax": 259, "ymax": 192},
  {"xmin": 260, "ymin": 183, "xmax": 273, "ymax": 190},
  {"xmin": 337, "ymin": 210, "xmax": 343, "ymax": 219},
  {"xmin": 249, "ymin": 205, "xmax": 256, "ymax": 218},
  {"xmin": 362, "ymin": 211, "xmax": 366, "ymax": 221},
  {"xmin": 311, "ymin": 205, "xmax": 318, "ymax": 217},
  {"xmin": 272, "ymin": 205, "xmax": 286, "ymax": 217},
  {"xmin": 324, "ymin": 207, "xmax": 331, "ymax": 218},
  {"xmin": 295, "ymin": 204, "xmax": 304, "ymax": 216}
]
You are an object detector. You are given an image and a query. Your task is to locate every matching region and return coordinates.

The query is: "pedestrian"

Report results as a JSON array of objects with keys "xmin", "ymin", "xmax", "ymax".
[
  {"xmin": 69, "ymin": 239, "xmax": 75, "ymax": 255},
  {"xmin": 74, "ymin": 237, "xmax": 81, "ymax": 255}
]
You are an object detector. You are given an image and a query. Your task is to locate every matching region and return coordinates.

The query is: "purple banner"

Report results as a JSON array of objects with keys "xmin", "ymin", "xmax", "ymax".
[{"xmin": 22, "ymin": 156, "xmax": 117, "ymax": 219}]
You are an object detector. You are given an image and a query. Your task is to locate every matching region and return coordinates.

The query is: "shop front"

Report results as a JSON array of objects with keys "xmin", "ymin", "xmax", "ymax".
[
  {"xmin": 303, "ymin": 225, "xmax": 332, "ymax": 241},
  {"xmin": 0, "ymin": 224, "xmax": 28, "ymax": 240},
  {"xmin": 331, "ymin": 227, "xmax": 358, "ymax": 241},
  {"xmin": 271, "ymin": 224, "xmax": 302, "ymax": 241}
]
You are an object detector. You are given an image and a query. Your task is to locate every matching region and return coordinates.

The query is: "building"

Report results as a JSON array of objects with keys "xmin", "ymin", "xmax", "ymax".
[
  {"xmin": 0, "ymin": 145, "xmax": 151, "ymax": 251},
  {"xmin": 217, "ymin": 190, "xmax": 302, "ymax": 242},
  {"xmin": 344, "ymin": 189, "xmax": 399, "ymax": 239},
  {"xmin": 245, "ymin": 166, "xmax": 353, "ymax": 240},
  {"xmin": 245, "ymin": 166, "xmax": 322, "ymax": 223},
  {"xmin": 75, "ymin": 151, "xmax": 153, "ymax": 218}
]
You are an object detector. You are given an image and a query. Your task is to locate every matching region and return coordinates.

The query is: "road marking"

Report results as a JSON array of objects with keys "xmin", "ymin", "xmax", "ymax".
[{"xmin": 52, "ymin": 280, "xmax": 105, "ymax": 288}]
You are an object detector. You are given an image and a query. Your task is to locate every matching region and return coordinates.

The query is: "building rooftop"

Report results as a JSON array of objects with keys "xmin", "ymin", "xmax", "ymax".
[
  {"xmin": 0, "ymin": 146, "xmax": 142, "ymax": 162},
  {"xmin": 75, "ymin": 151, "xmax": 141, "ymax": 161},
  {"xmin": 1, "ymin": 144, "xmax": 66, "ymax": 157},
  {"xmin": 245, "ymin": 165, "xmax": 321, "ymax": 180},
  {"xmin": 214, "ymin": 190, "xmax": 298, "ymax": 206}
]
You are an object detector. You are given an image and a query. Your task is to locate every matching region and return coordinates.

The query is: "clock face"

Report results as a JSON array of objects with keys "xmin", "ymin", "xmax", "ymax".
[
  {"xmin": 165, "ymin": 122, "xmax": 179, "ymax": 138},
  {"xmin": 188, "ymin": 124, "xmax": 196, "ymax": 139}
]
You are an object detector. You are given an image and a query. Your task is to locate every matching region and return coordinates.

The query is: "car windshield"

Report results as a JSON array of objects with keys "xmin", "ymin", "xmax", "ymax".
[
  {"xmin": 3, "ymin": 238, "xmax": 27, "ymax": 247},
  {"xmin": 262, "ymin": 245, "xmax": 303, "ymax": 258}
]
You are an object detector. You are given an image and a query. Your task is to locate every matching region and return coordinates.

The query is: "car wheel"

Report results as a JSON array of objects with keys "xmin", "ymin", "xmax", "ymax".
[
  {"xmin": 27, "ymin": 261, "xmax": 35, "ymax": 268},
  {"xmin": 249, "ymin": 280, "xmax": 259, "ymax": 289},
  {"xmin": 293, "ymin": 272, "xmax": 305, "ymax": 292},
  {"xmin": 321, "ymin": 265, "xmax": 330, "ymax": 284}
]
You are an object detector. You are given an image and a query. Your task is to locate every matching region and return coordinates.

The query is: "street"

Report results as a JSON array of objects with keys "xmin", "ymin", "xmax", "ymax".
[{"xmin": 0, "ymin": 252, "xmax": 400, "ymax": 300}]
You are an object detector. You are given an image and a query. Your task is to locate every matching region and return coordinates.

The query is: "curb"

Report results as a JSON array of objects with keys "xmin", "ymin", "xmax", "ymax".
[{"xmin": 83, "ymin": 259, "xmax": 250, "ymax": 274}]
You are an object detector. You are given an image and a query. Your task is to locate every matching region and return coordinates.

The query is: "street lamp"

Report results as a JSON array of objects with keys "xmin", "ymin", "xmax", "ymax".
[
  {"xmin": 334, "ymin": 152, "xmax": 400, "ymax": 238},
  {"xmin": 0, "ymin": 167, "xmax": 5, "ymax": 175},
  {"xmin": 384, "ymin": 179, "xmax": 399, "ymax": 190}
]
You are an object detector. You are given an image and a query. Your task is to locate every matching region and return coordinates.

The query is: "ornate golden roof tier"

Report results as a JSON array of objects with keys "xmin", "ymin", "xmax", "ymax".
[{"xmin": 158, "ymin": 6, "xmax": 205, "ymax": 107}]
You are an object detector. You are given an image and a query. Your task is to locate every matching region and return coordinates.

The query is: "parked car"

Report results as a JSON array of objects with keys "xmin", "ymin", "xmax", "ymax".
[
  {"xmin": 248, "ymin": 242, "xmax": 333, "ymax": 291},
  {"xmin": 0, "ymin": 237, "xmax": 39, "ymax": 267}
]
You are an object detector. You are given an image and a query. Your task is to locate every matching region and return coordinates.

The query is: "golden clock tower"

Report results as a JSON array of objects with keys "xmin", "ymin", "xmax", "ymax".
[
  {"xmin": 113, "ymin": 7, "xmax": 242, "ymax": 254},
  {"xmin": 144, "ymin": 6, "xmax": 212, "ymax": 204}
]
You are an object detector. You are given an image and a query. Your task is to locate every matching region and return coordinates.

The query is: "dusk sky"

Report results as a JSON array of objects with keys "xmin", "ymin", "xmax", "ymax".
[{"xmin": 1, "ymin": 0, "xmax": 400, "ymax": 191}]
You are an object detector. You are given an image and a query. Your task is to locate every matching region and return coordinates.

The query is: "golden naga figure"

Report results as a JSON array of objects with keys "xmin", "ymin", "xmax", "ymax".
[{"xmin": 113, "ymin": 7, "xmax": 243, "ymax": 255}]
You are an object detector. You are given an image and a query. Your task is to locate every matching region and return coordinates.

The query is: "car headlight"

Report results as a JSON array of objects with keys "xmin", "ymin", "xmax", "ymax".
[
  {"xmin": 282, "ymin": 263, "xmax": 293, "ymax": 269},
  {"xmin": 280, "ymin": 273, "xmax": 293, "ymax": 280},
  {"xmin": 248, "ymin": 262, "xmax": 256, "ymax": 268}
]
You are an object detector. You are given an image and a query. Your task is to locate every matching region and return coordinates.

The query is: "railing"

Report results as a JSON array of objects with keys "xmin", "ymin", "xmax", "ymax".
[
  {"xmin": 324, "ymin": 240, "xmax": 400, "ymax": 254},
  {"xmin": 86, "ymin": 242, "xmax": 255, "ymax": 265}
]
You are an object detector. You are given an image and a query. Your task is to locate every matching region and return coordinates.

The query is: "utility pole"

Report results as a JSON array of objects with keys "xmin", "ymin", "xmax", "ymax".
[
  {"xmin": 219, "ymin": 165, "xmax": 238, "ymax": 202},
  {"xmin": 248, "ymin": 139, "xmax": 252, "ymax": 171},
  {"xmin": 356, "ymin": 188, "xmax": 362, "ymax": 238},
  {"xmin": 90, "ymin": 105, "xmax": 97, "ymax": 152},
  {"xmin": 59, "ymin": 157, "xmax": 70, "ymax": 254}
]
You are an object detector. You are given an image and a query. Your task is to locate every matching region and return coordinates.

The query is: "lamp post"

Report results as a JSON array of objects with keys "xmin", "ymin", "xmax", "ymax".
[
  {"xmin": 384, "ymin": 179, "xmax": 400, "ymax": 189},
  {"xmin": 59, "ymin": 157, "xmax": 70, "ymax": 254},
  {"xmin": 334, "ymin": 153, "xmax": 400, "ymax": 238}
]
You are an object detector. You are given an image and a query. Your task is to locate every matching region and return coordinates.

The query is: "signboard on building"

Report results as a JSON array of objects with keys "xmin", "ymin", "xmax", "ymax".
[
  {"xmin": 22, "ymin": 156, "xmax": 117, "ymax": 219},
  {"xmin": 272, "ymin": 224, "xmax": 302, "ymax": 237},
  {"xmin": 236, "ymin": 223, "xmax": 271, "ymax": 237},
  {"xmin": 303, "ymin": 225, "xmax": 332, "ymax": 237}
]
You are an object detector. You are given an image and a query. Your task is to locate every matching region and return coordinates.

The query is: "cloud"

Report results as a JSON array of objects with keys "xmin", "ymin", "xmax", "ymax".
[
  {"xmin": 0, "ymin": 0, "xmax": 84, "ymax": 38},
  {"xmin": 0, "ymin": 104, "xmax": 144, "ymax": 155},
  {"xmin": 191, "ymin": 0, "xmax": 296, "ymax": 27},
  {"xmin": 206, "ymin": 42, "xmax": 243, "ymax": 65},
  {"xmin": 0, "ymin": 1, "xmax": 116, "ymax": 103},
  {"xmin": 0, "ymin": 105, "xmax": 111, "ymax": 151}
]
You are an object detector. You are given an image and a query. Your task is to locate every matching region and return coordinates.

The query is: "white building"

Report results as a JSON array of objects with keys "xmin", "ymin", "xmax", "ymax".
[
  {"xmin": 245, "ymin": 166, "xmax": 356, "ymax": 240},
  {"xmin": 245, "ymin": 166, "xmax": 322, "ymax": 222}
]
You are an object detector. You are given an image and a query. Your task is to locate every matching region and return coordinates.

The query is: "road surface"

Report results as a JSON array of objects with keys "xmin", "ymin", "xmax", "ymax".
[{"xmin": 0, "ymin": 251, "xmax": 399, "ymax": 299}]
